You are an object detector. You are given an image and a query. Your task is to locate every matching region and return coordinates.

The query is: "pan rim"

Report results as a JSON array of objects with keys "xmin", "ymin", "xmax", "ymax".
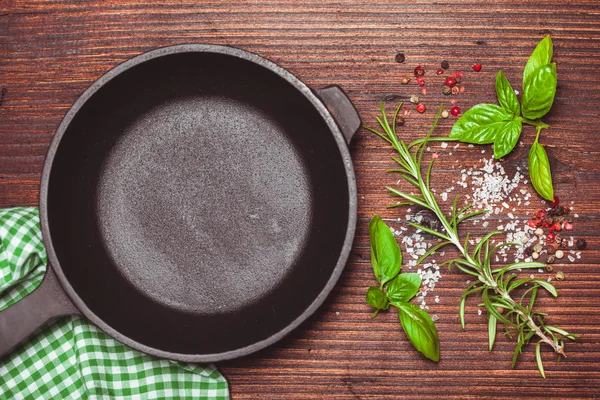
[{"xmin": 39, "ymin": 43, "xmax": 357, "ymax": 362}]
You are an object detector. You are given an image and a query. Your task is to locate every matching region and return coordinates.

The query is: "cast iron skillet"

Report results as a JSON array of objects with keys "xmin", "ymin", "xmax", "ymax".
[{"xmin": 0, "ymin": 44, "xmax": 360, "ymax": 362}]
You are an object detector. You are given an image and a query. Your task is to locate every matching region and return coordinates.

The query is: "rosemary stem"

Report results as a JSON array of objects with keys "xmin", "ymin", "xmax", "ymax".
[{"xmin": 432, "ymin": 200, "xmax": 564, "ymax": 356}]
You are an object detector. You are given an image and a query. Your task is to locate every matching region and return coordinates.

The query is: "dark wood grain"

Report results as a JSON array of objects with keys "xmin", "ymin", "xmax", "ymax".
[{"xmin": 2, "ymin": 1, "xmax": 600, "ymax": 398}]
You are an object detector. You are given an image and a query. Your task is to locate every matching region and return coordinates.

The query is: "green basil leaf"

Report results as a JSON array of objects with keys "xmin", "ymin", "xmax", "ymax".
[
  {"xmin": 387, "ymin": 273, "xmax": 422, "ymax": 304},
  {"xmin": 369, "ymin": 215, "xmax": 402, "ymax": 286},
  {"xmin": 528, "ymin": 139, "xmax": 554, "ymax": 200},
  {"xmin": 450, "ymin": 104, "xmax": 513, "ymax": 145},
  {"xmin": 495, "ymin": 70, "xmax": 520, "ymax": 117},
  {"xmin": 523, "ymin": 35, "xmax": 553, "ymax": 87},
  {"xmin": 397, "ymin": 302, "xmax": 440, "ymax": 362},
  {"xmin": 522, "ymin": 63, "xmax": 557, "ymax": 119},
  {"xmin": 493, "ymin": 118, "xmax": 523, "ymax": 159},
  {"xmin": 366, "ymin": 286, "xmax": 389, "ymax": 310}
]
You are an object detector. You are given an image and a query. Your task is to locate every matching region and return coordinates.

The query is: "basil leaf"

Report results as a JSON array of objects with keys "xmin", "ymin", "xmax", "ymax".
[
  {"xmin": 493, "ymin": 118, "xmax": 523, "ymax": 159},
  {"xmin": 523, "ymin": 35, "xmax": 553, "ymax": 87},
  {"xmin": 387, "ymin": 273, "xmax": 422, "ymax": 304},
  {"xmin": 528, "ymin": 139, "xmax": 554, "ymax": 200},
  {"xmin": 397, "ymin": 302, "xmax": 440, "ymax": 362},
  {"xmin": 369, "ymin": 215, "xmax": 402, "ymax": 286},
  {"xmin": 366, "ymin": 286, "xmax": 389, "ymax": 310},
  {"xmin": 522, "ymin": 63, "xmax": 557, "ymax": 119},
  {"xmin": 450, "ymin": 104, "xmax": 513, "ymax": 145},
  {"xmin": 495, "ymin": 70, "xmax": 520, "ymax": 117}
]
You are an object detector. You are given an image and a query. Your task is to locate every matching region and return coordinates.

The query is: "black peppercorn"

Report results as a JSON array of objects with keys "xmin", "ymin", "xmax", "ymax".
[
  {"xmin": 441, "ymin": 60, "xmax": 449, "ymax": 69},
  {"xmin": 395, "ymin": 53, "xmax": 405, "ymax": 63},
  {"xmin": 576, "ymin": 238, "xmax": 587, "ymax": 250}
]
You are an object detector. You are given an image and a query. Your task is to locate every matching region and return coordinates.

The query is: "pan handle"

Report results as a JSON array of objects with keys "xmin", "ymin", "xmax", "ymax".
[
  {"xmin": 314, "ymin": 85, "xmax": 361, "ymax": 145},
  {"xmin": 0, "ymin": 266, "xmax": 79, "ymax": 360}
]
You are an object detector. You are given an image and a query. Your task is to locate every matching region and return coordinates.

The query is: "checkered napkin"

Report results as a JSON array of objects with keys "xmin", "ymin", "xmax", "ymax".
[{"xmin": 0, "ymin": 207, "xmax": 229, "ymax": 399}]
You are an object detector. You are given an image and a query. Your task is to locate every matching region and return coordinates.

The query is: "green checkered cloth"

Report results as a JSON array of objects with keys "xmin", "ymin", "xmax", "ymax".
[{"xmin": 0, "ymin": 207, "xmax": 229, "ymax": 399}]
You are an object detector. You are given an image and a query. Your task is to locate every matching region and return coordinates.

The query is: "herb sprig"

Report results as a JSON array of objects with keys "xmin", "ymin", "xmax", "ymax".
[
  {"xmin": 449, "ymin": 36, "xmax": 557, "ymax": 200},
  {"xmin": 364, "ymin": 102, "xmax": 578, "ymax": 377},
  {"xmin": 366, "ymin": 215, "xmax": 440, "ymax": 362}
]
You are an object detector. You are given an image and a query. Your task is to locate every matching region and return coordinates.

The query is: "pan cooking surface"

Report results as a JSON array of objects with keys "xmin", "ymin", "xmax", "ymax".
[
  {"xmin": 97, "ymin": 96, "xmax": 312, "ymax": 313},
  {"xmin": 44, "ymin": 47, "xmax": 353, "ymax": 357}
]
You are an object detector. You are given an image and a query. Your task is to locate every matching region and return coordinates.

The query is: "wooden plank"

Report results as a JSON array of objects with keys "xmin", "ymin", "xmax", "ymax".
[{"xmin": 1, "ymin": 0, "xmax": 599, "ymax": 397}]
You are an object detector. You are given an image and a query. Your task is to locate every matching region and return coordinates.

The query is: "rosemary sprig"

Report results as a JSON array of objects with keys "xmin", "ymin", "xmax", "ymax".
[{"xmin": 365, "ymin": 102, "xmax": 579, "ymax": 377}]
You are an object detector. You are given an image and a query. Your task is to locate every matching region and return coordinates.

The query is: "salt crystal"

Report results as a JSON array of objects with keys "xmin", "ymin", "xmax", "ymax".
[
  {"xmin": 441, "ymin": 142, "xmax": 448, "ymax": 149},
  {"xmin": 477, "ymin": 309, "xmax": 482, "ymax": 316},
  {"xmin": 568, "ymin": 255, "xmax": 575, "ymax": 262},
  {"xmin": 441, "ymin": 192, "xmax": 448, "ymax": 201}
]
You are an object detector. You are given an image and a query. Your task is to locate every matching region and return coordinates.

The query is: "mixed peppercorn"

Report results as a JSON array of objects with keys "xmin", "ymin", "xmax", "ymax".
[
  {"xmin": 393, "ymin": 54, "xmax": 481, "ymax": 117},
  {"xmin": 524, "ymin": 196, "xmax": 587, "ymax": 272}
]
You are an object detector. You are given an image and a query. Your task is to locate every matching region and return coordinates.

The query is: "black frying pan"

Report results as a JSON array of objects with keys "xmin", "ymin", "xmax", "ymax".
[{"xmin": 0, "ymin": 44, "xmax": 359, "ymax": 362}]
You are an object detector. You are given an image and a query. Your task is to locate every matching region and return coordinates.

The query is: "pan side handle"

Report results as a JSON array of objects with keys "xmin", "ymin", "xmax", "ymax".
[
  {"xmin": 0, "ymin": 266, "xmax": 79, "ymax": 360},
  {"xmin": 314, "ymin": 85, "xmax": 362, "ymax": 145}
]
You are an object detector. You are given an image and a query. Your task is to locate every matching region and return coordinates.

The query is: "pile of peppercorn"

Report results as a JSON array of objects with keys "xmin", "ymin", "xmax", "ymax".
[{"xmin": 524, "ymin": 196, "xmax": 587, "ymax": 266}]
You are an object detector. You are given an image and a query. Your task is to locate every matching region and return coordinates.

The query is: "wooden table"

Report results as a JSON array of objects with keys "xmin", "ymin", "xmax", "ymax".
[{"xmin": 2, "ymin": 1, "xmax": 599, "ymax": 398}]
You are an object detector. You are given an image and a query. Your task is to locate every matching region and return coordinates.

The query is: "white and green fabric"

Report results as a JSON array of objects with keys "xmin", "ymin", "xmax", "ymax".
[{"xmin": 0, "ymin": 207, "xmax": 229, "ymax": 399}]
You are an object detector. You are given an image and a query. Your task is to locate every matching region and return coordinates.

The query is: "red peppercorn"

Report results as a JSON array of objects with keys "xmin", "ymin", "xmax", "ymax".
[
  {"xmin": 550, "ymin": 196, "xmax": 560, "ymax": 207},
  {"xmin": 451, "ymin": 86, "xmax": 460, "ymax": 95},
  {"xmin": 414, "ymin": 66, "xmax": 425, "ymax": 77},
  {"xmin": 537, "ymin": 210, "xmax": 547, "ymax": 219},
  {"xmin": 450, "ymin": 106, "xmax": 460, "ymax": 116},
  {"xmin": 436, "ymin": 68, "xmax": 444, "ymax": 75},
  {"xmin": 527, "ymin": 219, "xmax": 537, "ymax": 229},
  {"xmin": 444, "ymin": 77, "xmax": 457, "ymax": 87},
  {"xmin": 553, "ymin": 222, "xmax": 562, "ymax": 232},
  {"xmin": 547, "ymin": 233, "xmax": 555, "ymax": 240},
  {"xmin": 541, "ymin": 221, "xmax": 549, "ymax": 228},
  {"xmin": 453, "ymin": 71, "xmax": 464, "ymax": 78},
  {"xmin": 473, "ymin": 63, "xmax": 482, "ymax": 72},
  {"xmin": 416, "ymin": 76, "xmax": 425, "ymax": 86},
  {"xmin": 564, "ymin": 222, "xmax": 573, "ymax": 230},
  {"xmin": 548, "ymin": 226, "xmax": 554, "ymax": 234},
  {"xmin": 416, "ymin": 103, "xmax": 426, "ymax": 113}
]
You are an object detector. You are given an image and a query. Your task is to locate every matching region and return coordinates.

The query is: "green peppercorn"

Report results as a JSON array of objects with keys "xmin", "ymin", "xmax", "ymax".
[
  {"xmin": 443, "ymin": 85, "xmax": 452, "ymax": 95},
  {"xmin": 555, "ymin": 271, "xmax": 565, "ymax": 281}
]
